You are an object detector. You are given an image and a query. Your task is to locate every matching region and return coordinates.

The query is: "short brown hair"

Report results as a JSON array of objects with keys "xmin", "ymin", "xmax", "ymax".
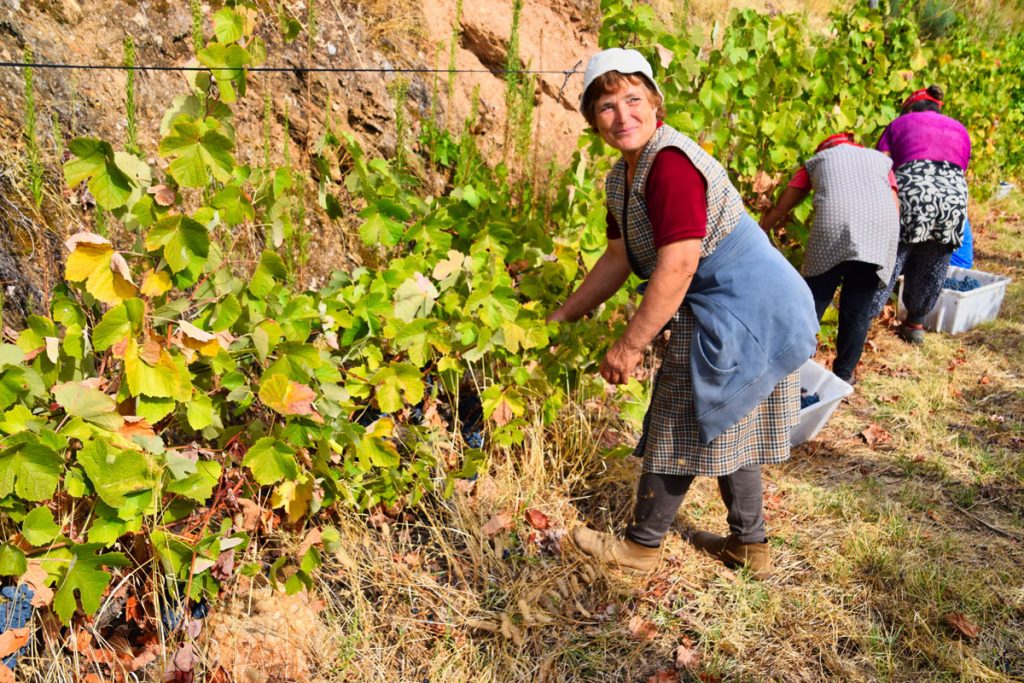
[{"xmin": 581, "ymin": 72, "xmax": 666, "ymax": 128}]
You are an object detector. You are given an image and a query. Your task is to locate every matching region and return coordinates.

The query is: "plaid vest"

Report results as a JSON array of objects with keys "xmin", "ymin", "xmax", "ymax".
[{"xmin": 605, "ymin": 124, "xmax": 744, "ymax": 278}]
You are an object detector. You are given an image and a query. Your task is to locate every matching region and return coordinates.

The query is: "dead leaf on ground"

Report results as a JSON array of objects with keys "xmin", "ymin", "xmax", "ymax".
[
  {"xmin": 944, "ymin": 612, "xmax": 980, "ymax": 639},
  {"xmin": 979, "ymin": 375, "xmax": 992, "ymax": 385},
  {"xmin": 148, "ymin": 183, "xmax": 176, "ymax": 206},
  {"xmin": 235, "ymin": 498, "xmax": 273, "ymax": 534},
  {"xmin": 0, "ymin": 665, "xmax": 13, "ymax": 683},
  {"xmin": 648, "ymin": 671, "xmax": 680, "ymax": 683},
  {"xmin": 482, "ymin": 512, "xmax": 514, "ymax": 537},
  {"xmin": 860, "ymin": 422, "xmax": 891, "ymax": 447},
  {"xmin": 524, "ymin": 508, "xmax": 550, "ymax": 530},
  {"xmin": 297, "ymin": 527, "xmax": 323, "ymax": 558},
  {"xmin": 675, "ymin": 636, "xmax": 701, "ymax": 668},
  {"xmin": 0, "ymin": 627, "xmax": 30, "ymax": 659},
  {"xmin": 21, "ymin": 561, "xmax": 54, "ymax": 607},
  {"xmin": 628, "ymin": 615, "xmax": 659, "ymax": 641}
]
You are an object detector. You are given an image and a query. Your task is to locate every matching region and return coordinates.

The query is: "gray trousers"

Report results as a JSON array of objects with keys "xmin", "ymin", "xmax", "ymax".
[
  {"xmin": 872, "ymin": 241, "xmax": 954, "ymax": 324},
  {"xmin": 625, "ymin": 465, "xmax": 766, "ymax": 547}
]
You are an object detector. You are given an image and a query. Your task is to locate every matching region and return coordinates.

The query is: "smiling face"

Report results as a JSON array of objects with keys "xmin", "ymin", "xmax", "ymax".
[{"xmin": 591, "ymin": 79, "xmax": 660, "ymax": 163}]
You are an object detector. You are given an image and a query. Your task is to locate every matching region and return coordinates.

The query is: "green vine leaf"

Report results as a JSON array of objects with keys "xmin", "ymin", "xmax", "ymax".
[
  {"xmin": 52, "ymin": 381, "xmax": 124, "ymax": 431},
  {"xmin": 167, "ymin": 459, "xmax": 222, "ymax": 502},
  {"xmin": 0, "ymin": 440, "xmax": 63, "ymax": 501},
  {"xmin": 0, "ymin": 543, "xmax": 27, "ymax": 576},
  {"xmin": 249, "ymin": 251, "xmax": 287, "ymax": 298},
  {"xmin": 243, "ymin": 437, "xmax": 299, "ymax": 485},
  {"xmin": 158, "ymin": 116, "xmax": 236, "ymax": 187},
  {"xmin": 197, "ymin": 43, "xmax": 251, "ymax": 103},
  {"xmin": 21, "ymin": 506, "xmax": 62, "ymax": 546},
  {"xmin": 63, "ymin": 138, "xmax": 133, "ymax": 210},
  {"xmin": 145, "ymin": 215, "xmax": 210, "ymax": 273},
  {"xmin": 393, "ymin": 273, "xmax": 439, "ymax": 323},
  {"xmin": 77, "ymin": 440, "xmax": 159, "ymax": 515},
  {"xmin": 53, "ymin": 544, "xmax": 130, "ymax": 624}
]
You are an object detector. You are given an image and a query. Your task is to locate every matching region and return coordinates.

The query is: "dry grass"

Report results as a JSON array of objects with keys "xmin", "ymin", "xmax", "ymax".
[{"xmin": 302, "ymin": 197, "xmax": 1024, "ymax": 682}]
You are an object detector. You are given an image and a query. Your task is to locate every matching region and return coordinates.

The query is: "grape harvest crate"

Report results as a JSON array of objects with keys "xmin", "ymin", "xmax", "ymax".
[
  {"xmin": 897, "ymin": 266, "xmax": 1012, "ymax": 335},
  {"xmin": 792, "ymin": 360, "xmax": 854, "ymax": 447}
]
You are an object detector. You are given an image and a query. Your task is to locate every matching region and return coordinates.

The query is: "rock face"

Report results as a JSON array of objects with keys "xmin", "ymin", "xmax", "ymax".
[
  {"xmin": 0, "ymin": 0, "xmax": 598, "ymax": 319},
  {"xmin": 420, "ymin": 0, "xmax": 598, "ymax": 167}
]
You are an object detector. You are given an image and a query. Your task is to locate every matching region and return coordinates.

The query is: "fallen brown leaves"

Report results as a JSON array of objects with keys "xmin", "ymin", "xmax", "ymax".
[
  {"xmin": 627, "ymin": 615, "xmax": 659, "ymax": 641},
  {"xmin": 944, "ymin": 612, "xmax": 980, "ymax": 639},
  {"xmin": 482, "ymin": 512, "xmax": 514, "ymax": 537},
  {"xmin": 861, "ymin": 422, "xmax": 892, "ymax": 448}
]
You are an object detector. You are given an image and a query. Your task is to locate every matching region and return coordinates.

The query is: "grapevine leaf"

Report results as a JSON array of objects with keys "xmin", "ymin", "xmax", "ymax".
[
  {"xmin": 92, "ymin": 305, "xmax": 132, "ymax": 352},
  {"xmin": 167, "ymin": 460, "xmax": 221, "ymax": 502},
  {"xmin": 355, "ymin": 419, "xmax": 400, "ymax": 468},
  {"xmin": 53, "ymin": 544, "xmax": 130, "ymax": 624},
  {"xmin": 21, "ymin": 506, "xmax": 61, "ymax": 547},
  {"xmin": 358, "ymin": 211, "xmax": 405, "ymax": 247},
  {"xmin": 0, "ymin": 344, "xmax": 25, "ymax": 369},
  {"xmin": 186, "ymin": 392, "xmax": 222, "ymax": 431},
  {"xmin": 0, "ymin": 442, "xmax": 62, "ymax": 501},
  {"xmin": 159, "ymin": 117, "xmax": 236, "ymax": 186},
  {"xmin": 196, "ymin": 43, "xmax": 250, "ymax": 103},
  {"xmin": 0, "ymin": 544, "xmax": 27, "ymax": 576},
  {"xmin": 51, "ymin": 381, "xmax": 124, "ymax": 431},
  {"xmin": 270, "ymin": 475, "xmax": 313, "ymax": 522},
  {"xmin": 249, "ymin": 251, "xmax": 287, "ymax": 297},
  {"xmin": 209, "ymin": 293, "xmax": 241, "ymax": 331},
  {"xmin": 124, "ymin": 338, "xmax": 190, "ymax": 400},
  {"xmin": 140, "ymin": 269, "xmax": 173, "ymax": 297},
  {"xmin": 213, "ymin": 7, "xmax": 245, "ymax": 43},
  {"xmin": 64, "ymin": 237, "xmax": 137, "ymax": 305},
  {"xmin": 393, "ymin": 273, "xmax": 439, "ymax": 323},
  {"xmin": 242, "ymin": 437, "xmax": 298, "ymax": 485},
  {"xmin": 211, "ymin": 185, "xmax": 255, "ymax": 225},
  {"xmin": 63, "ymin": 138, "xmax": 133, "ymax": 210},
  {"xmin": 145, "ymin": 215, "xmax": 210, "ymax": 273},
  {"xmin": 481, "ymin": 385, "xmax": 526, "ymax": 427},
  {"xmin": 77, "ymin": 440, "xmax": 158, "ymax": 514},
  {"xmin": 259, "ymin": 374, "xmax": 317, "ymax": 416}
]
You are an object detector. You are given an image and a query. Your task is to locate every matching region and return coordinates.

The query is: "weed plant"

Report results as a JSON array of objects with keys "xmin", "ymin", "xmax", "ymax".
[{"xmin": 21, "ymin": 48, "xmax": 43, "ymax": 210}]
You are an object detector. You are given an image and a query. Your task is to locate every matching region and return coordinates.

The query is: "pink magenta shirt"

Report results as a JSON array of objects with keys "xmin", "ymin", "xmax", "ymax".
[{"xmin": 876, "ymin": 111, "xmax": 971, "ymax": 171}]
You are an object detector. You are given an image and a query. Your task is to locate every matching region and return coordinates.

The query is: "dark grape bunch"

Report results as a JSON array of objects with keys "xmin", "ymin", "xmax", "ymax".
[
  {"xmin": 1, "ymin": 585, "xmax": 34, "ymax": 669},
  {"xmin": 800, "ymin": 391, "xmax": 821, "ymax": 410},
  {"xmin": 943, "ymin": 276, "xmax": 982, "ymax": 292}
]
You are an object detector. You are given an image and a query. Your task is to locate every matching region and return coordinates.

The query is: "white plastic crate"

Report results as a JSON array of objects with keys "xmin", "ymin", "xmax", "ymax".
[
  {"xmin": 791, "ymin": 360, "xmax": 854, "ymax": 447},
  {"xmin": 897, "ymin": 266, "xmax": 1012, "ymax": 335}
]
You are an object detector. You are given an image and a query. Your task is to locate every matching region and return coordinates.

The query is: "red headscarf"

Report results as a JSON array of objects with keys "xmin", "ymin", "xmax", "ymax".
[
  {"xmin": 902, "ymin": 88, "xmax": 943, "ymax": 110},
  {"xmin": 815, "ymin": 133, "xmax": 857, "ymax": 153}
]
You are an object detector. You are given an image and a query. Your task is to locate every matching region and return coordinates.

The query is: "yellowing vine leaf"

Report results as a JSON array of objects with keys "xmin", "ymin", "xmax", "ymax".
[
  {"xmin": 64, "ymin": 232, "xmax": 137, "ymax": 304},
  {"xmin": 179, "ymin": 320, "xmax": 222, "ymax": 357},
  {"xmin": 124, "ymin": 338, "xmax": 191, "ymax": 401},
  {"xmin": 271, "ymin": 475, "xmax": 314, "ymax": 523},
  {"xmin": 259, "ymin": 374, "xmax": 319, "ymax": 418},
  {"xmin": 140, "ymin": 269, "xmax": 173, "ymax": 297}
]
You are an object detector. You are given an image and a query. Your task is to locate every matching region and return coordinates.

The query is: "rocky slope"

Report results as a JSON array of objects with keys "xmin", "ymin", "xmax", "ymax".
[{"xmin": 0, "ymin": 0, "xmax": 599, "ymax": 324}]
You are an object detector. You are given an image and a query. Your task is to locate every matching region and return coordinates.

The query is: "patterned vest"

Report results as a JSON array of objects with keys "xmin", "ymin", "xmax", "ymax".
[
  {"xmin": 804, "ymin": 144, "xmax": 899, "ymax": 284},
  {"xmin": 605, "ymin": 124, "xmax": 744, "ymax": 278}
]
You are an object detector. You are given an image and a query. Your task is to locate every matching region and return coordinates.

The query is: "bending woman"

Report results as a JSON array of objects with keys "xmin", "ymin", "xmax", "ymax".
[
  {"xmin": 871, "ymin": 85, "xmax": 971, "ymax": 343},
  {"xmin": 549, "ymin": 49, "xmax": 818, "ymax": 579},
  {"xmin": 760, "ymin": 133, "xmax": 900, "ymax": 384}
]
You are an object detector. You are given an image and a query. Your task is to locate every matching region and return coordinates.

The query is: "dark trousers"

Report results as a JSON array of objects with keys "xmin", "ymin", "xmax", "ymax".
[
  {"xmin": 625, "ymin": 465, "xmax": 766, "ymax": 547},
  {"xmin": 804, "ymin": 260, "xmax": 880, "ymax": 383},
  {"xmin": 872, "ymin": 241, "xmax": 954, "ymax": 325}
]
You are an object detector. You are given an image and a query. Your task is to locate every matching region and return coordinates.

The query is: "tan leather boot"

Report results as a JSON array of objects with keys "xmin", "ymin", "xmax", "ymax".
[
  {"xmin": 572, "ymin": 526, "xmax": 660, "ymax": 575},
  {"xmin": 690, "ymin": 531, "xmax": 772, "ymax": 580}
]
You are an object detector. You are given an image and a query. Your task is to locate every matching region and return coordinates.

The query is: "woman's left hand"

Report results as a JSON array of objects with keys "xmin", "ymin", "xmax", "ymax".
[{"xmin": 600, "ymin": 341, "xmax": 643, "ymax": 385}]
